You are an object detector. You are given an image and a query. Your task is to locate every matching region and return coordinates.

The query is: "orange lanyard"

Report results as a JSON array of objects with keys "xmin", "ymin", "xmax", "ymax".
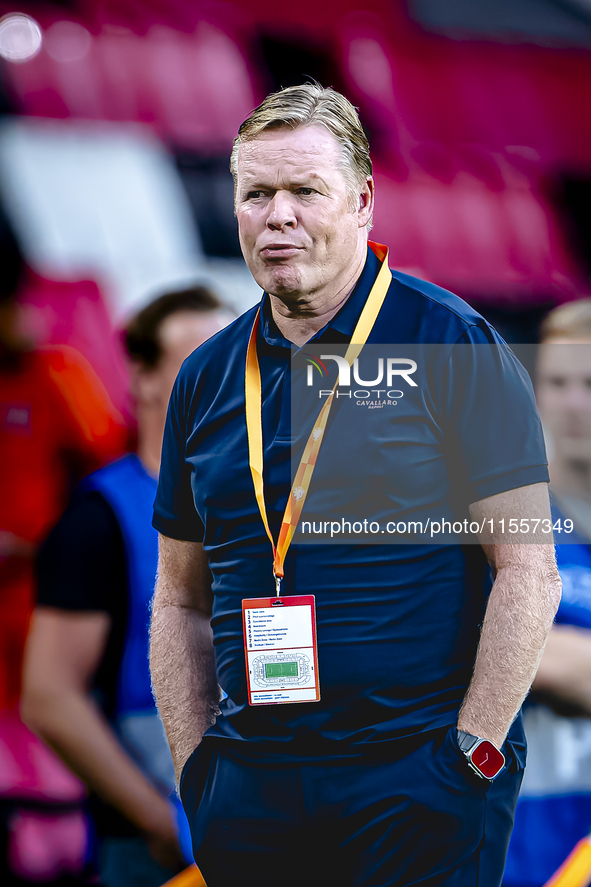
[{"xmin": 245, "ymin": 242, "xmax": 391, "ymax": 595}]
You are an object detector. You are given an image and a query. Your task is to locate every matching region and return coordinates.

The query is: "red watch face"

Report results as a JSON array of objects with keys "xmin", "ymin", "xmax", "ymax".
[{"xmin": 471, "ymin": 740, "xmax": 505, "ymax": 779}]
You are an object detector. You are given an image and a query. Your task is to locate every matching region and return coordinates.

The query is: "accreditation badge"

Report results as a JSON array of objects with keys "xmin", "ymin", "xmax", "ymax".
[{"xmin": 242, "ymin": 595, "xmax": 320, "ymax": 706}]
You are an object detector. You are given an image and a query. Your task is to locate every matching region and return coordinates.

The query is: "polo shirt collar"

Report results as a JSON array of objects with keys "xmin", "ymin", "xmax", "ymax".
[{"xmin": 260, "ymin": 246, "xmax": 380, "ymax": 348}]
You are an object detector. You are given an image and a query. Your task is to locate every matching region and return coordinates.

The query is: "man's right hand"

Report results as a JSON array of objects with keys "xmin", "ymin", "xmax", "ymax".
[{"xmin": 143, "ymin": 801, "xmax": 186, "ymax": 873}]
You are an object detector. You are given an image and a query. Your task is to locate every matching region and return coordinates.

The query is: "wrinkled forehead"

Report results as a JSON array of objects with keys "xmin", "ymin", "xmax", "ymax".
[{"xmin": 236, "ymin": 124, "xmax": 346, "ymax": 182}]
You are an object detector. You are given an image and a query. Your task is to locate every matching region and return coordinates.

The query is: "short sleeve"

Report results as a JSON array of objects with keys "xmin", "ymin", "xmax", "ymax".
[
  {"xmin": 442, "ymin": 323, "xmax": 549, "ymax": 505},
  {"xmin": 153, "ymin": 368, "xmax": 205, "ymax": 542},
  {"xmin": 36, "ymin": 490, "xmax": 128, "ymax": 728},
  {"xmin": 36, "ymin": 492, "xmax": 126, "ymax": 612}
]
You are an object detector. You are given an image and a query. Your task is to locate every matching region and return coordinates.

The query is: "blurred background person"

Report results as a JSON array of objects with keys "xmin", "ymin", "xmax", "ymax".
[
  {"xmin": 0, "ymin": 234, "xmax": 127, "ymax": 715},
  {"xmin": 0, "ymin": 222, "xmax": 127, "ymax": 886},
  {"xmin": 504, "ymin": 301, "xmax": 591, "ymax": 887},
  {"xmin": 21, "ymin": 286, "xmax": 232, "ymax": 887}
]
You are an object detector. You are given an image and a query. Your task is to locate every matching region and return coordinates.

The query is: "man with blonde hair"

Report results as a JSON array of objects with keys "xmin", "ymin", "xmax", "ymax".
[
  {"xmin": 505, "ymin": 300, "xmax": 591, "ymax": 887},
  {"xmin": 150, "ymin": 84, "xmax": 560, "ymax": 887}
]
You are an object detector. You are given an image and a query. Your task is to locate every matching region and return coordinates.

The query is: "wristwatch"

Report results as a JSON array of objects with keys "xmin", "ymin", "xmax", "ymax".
[{"xmin": 456, "ymin": 730, "xmax": 505, "ymax": 781}]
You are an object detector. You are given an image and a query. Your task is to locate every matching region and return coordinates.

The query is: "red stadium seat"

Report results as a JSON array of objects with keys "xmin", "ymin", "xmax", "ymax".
[
  {"xmin": 1, "ymin": 1, "xmax": 263, "ymax": 151},
  {"xmin": 372, "ymin": 163, "xmax": 584, "ymax": 305}
]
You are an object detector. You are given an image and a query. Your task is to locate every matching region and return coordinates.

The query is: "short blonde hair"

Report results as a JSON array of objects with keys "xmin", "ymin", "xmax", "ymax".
[
  {"xmin": 540, "ymin": 299, "xmax": 591, "ymax": 342},
  {"xmin": 230, "ymin": 83, "xmax": 372, "ymax": 209}
]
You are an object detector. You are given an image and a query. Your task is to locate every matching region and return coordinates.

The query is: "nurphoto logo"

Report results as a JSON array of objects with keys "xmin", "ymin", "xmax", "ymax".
[{"xmin": 304, "ymin": 354, "xmax": 418, "ymax": 407}]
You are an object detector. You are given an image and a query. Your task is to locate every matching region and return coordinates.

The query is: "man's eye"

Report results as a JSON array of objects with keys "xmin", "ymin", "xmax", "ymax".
[
  {"xmin": 297, "ymin": 188, "xmax": 315, "ymax": 196},
  {"xmin": 246, "ymin": 191, "xmax": 264, "ymax": 199}
]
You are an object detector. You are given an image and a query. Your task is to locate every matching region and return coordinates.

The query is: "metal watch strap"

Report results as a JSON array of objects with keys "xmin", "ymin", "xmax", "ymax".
[{"xmin": 456, "ymin": 729, "xmax": 480, "ymax": 754}]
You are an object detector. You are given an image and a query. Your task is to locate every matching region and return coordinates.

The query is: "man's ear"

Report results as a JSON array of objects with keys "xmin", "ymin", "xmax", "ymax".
[{"xmin": 357, "ymin": 176, "xmax": 375, "ymax": 228}]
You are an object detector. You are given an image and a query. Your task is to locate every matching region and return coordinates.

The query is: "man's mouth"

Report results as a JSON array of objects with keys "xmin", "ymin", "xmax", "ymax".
[{"xmin": 260, "ymin": 245, "xmax": 303, "ymax": 260}]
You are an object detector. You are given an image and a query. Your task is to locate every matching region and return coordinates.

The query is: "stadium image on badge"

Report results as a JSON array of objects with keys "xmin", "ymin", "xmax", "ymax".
[{"xmin": 253, "ymin": 651, "xmax": 312, "ymax": 685}]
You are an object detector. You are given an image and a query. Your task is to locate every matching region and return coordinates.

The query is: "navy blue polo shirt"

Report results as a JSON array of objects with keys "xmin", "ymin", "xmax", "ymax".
[{"xmin": 154, "ymin": 247, "xmax": 548, "ymax": 752}]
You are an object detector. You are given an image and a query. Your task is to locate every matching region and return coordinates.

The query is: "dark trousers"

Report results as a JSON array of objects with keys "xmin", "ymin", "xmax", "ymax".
[{"xmin": 180, "ymin": 726, "xmax": 523, "ymax": 887}]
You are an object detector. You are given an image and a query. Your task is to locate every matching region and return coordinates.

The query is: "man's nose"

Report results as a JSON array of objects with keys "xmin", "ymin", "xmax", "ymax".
[{"xmin": 266, "ymin": 192, "xmax": 297, "ymax": 230}]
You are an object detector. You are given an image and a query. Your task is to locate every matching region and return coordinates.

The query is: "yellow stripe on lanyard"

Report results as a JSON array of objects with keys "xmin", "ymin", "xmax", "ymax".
[{"xmin": 245, "ymin": 242, "xmax": 392, "ymax": 595}]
